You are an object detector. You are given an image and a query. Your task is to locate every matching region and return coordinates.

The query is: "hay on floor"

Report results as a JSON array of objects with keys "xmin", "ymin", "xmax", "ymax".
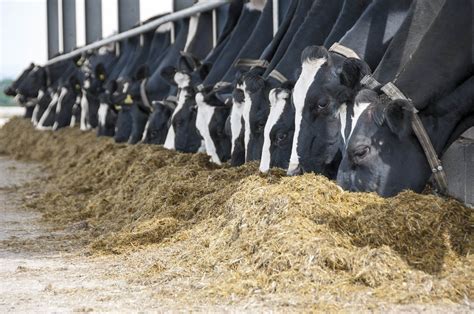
[{"xmin": 0, "ymin": 118, "xmax": 472, "ymax": 308}]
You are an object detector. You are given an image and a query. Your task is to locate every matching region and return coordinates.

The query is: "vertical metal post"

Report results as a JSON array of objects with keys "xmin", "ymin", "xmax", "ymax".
[
  {"xmin": 62, "ymin": 0, "xmax": 77, "ymax": 52},
  {"xmin": 272, "ymin": 0, "xmax": 279, "ymax": 35},
  {"xmin": 47, "ymin": 0, "xmax": 60, "ymax": 59},
  {"xmin": 118, "ymin": 0, "xmax": 139, "ymax": 32},
  {"xmin": 85, "ymin": 0, "xmax": 102, "ymax": 44}
]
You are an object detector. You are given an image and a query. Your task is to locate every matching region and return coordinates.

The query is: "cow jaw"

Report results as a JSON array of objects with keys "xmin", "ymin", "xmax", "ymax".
[{"xmin": 288, "ymin": 57, "xmax": 327, "ymax": 175}]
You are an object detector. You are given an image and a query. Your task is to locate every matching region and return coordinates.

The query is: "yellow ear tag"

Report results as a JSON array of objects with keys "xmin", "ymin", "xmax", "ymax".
[
  {"xmin": 99, "ymin": 74, "xmax": 105, "ymax": 81},
  {"xmin": 124, "ymin": 94, "xmax": 133, "ymax": 105},
  {"xmin": 75, "ymin": 84, "xmax": 81, "ymax": 91},
  {"xmin": 114, "ymin": 104, "xmax": 122, "ymax": 111}
]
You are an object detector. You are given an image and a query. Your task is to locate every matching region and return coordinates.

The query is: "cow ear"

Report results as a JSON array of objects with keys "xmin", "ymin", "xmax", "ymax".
[
  {"xmin": 161, "ymin": 66, "xmax": 177, "ymax": 86},
  {"xmin": 135, "ymin": 65, "xmax": 149, "ymax": 80},
  {"xmin": 384, "ymin": 99, "xmax": 413, "ymax": 139},
  {"xmin": 339, "ymin": 58, "xmax": 371, "ymax": 89}
]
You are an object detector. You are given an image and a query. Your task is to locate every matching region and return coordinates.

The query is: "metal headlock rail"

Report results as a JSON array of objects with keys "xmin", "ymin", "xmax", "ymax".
[{"xmin": 44, "ymin": 0, "xmax": 231, "ymax": 66}]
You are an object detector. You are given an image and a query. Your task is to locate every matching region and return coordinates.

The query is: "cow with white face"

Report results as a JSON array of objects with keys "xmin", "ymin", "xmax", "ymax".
[
  {"xmin": 338, "ymin": 76, "xmax": 474, "ymax": 196},
  {"xmin": 288, "ymin": 46, "xmax": 371, "ymax": 178},
  {"xmin": 228, "ymin": 81, "xmax": 246, "ymax": 166},
  {"xmin": 259, "ymin": 82, "xmax": 294, "ymax": 173},
  {"xmin": 161, "ymin": 61, "xmax": 208, "ymax": 153},
  {"xmin": 195, "ymin": 86, "xmax": 232, "ymax": 165}
]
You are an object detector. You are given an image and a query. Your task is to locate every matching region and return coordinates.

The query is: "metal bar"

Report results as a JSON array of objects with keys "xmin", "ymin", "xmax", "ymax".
[
  {"xmin": 62, "ymin": 0, "xmax": 77, "ymax": 52},
  {"xmin": 44, "ymin": 0, "xmax": 230, "ymax": 66},
  {"xmin": 47, "ymin": 0, "xmax": 60, "ymax": 59},
  {"xmin": 118, "ymin": 0, "xmax": 139, "ymax": 33},
  {"xmin": 85, "ymin": 0, "xmax": 102, "ymax": 44}
]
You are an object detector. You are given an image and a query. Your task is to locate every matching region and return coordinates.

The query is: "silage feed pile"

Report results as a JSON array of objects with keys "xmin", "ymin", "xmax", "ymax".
[{"xmin": 0, "ymin": 117, "xmax": 472, "ymax": 308}]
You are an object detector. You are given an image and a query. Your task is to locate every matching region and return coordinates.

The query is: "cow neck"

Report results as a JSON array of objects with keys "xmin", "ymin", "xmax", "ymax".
[
  {"xmin": 145, "ymin": 19, "xmax": 189, "ymax": 100},
  {"xmin": 323, "ymin": 0, "xmax": 373, "ymax": 48},
  {"xmin": 339, "ymin": 0, "xmax": 414, "ymax": 70},
  {"xmin": 389, "ymin": 0, "xmax": 472, "ymax": 110},
  {"xmin": 258, "ymin": 0, "xmax": 299, "ymax": 63},
  {"xmin": 220, "ymin": 0, "xmax": 274, "ymax": 83},
  {"xmin": 268, "ymin": 0, "xmax": 344, "ymax": 82},
  {"xmin": 184, "ymin": 11, "xmax": 214, "ymax": 61},
  {"xmin": 202, "ymin": 3, "xmax": 262, "ymax": 86},
  {"xmin": 262, "ymin": 0, "xmax": 314, "ymax": 76},
  {"xmin": 371, "ymin": 0, "xmax": 446, "ymax": 86}
]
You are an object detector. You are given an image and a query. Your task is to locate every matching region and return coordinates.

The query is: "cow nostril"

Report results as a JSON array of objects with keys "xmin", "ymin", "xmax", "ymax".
[{"xmin": 287, "ymin": 164, "xmax": 303, "ymax": 176}]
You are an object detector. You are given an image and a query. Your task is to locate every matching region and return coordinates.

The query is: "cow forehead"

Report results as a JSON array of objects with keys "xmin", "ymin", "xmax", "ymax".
[{"xmin": 293, "ymin": 58, "xmax": 327, "ymax": 109}]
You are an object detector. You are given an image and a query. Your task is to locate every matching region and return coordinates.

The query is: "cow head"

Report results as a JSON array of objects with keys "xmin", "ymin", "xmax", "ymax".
[
  {"xmin": 16, "ymin": 66, "xmax": 47, "ymax": 98},
  {"xmin": 142, "ymin": 100, "xmax": 176, "ymax": 145},
  {"xmin": 53, "ymin": 74, "xmax": 83, "ymax": 130},
  {"xmin": 195, "ymin": 86, "xmax": 232, "ymax": 165},
  {"xmin": 241, "ymin": 68, "xmax": 270, "ymax": 162},
  {"xmin": 336, "ymin": 97, "xmax": 428, "ymax": 197},
  {"xmin": 4, "ymin": 63, "xmax": 35, "ymax": 97},
  {"xmin": 228, "ymin": 79, "xmax": 246, "ymax": 166},
  {"xmin": 161, "ymin": 57, "xmax": 210, "ymax": 153},
  {"xmin": 288, "ymin": 46, "xmax": 370, "ymax": 179},
  {"xmin": 259, "ymin": 82, "xmax": 294, "ymax": 173}
]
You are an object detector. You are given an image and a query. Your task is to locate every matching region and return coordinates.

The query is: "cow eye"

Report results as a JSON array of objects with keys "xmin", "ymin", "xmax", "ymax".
[
  {"xmin": 318, "ymin": 101, "xmax": 329, "ymax": 109},
  {"xmin": 353, "ymin": 146, "xmax": 370, "ymax": 161},
  {"xmin": 276, "ymin": 132, "xmax": 287, "ymax": 143},
  {"xmin": 257, "ymin": 121, "xmax": 265, "ymax": 132}
]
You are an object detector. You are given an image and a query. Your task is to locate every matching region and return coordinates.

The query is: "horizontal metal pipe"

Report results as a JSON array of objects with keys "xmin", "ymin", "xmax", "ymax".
[{"xmin": 44, "ymin": 0, "xmax": 230, "ymax": 66}]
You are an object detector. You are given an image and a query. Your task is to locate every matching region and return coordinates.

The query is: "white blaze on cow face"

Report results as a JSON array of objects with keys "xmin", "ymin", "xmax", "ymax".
[
  {"xmin": 31, "ymin": 90, "xmax": 45, "ymax": 126},
  {"xmin": 80, "ymin": 91, "xmax": 90, "ymax": 131},
  {"xmin": 231, "ymin": 83, "xmax": 245, "ymax": 155},
  {"xmin": 37, "ymin": 92, "xmax": 60, "ymax": 131},
  {"xmin": 339, "ymin": 101, "xmax": 371, "ymax": 145},
  {"xmin": 163, "ymin": 72, "xmax": 190, "ymax": 150},
  {"xmin": 339, "ymin": 103, "xmax": 348, "ymax": 145},
  {"xmin": 260, "ymin": 88, "xmax": 290, "ymax": 173},
  {"xmin": 195, "ymin": 93, "xmax": 220, "ymax": 164},
  {"xmin": 98, "ymin": 103, "xmax": 109, "ymax": 128},
  {"xmin": 242, "ymin": 82, "xmax": 253, "ymax": 160},
  {"xmin": 141, "ymin": 120, "xmax": 150, "ymax": 142},
  {"xmin": 70, "ymin": 95, "xmax": 82, "ymax": 128},
  {"xmin": 288, "ymin": 57, "xmax": 327, "ymax": 174}
]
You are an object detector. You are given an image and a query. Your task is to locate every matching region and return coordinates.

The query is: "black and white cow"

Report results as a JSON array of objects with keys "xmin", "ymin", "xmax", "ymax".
[
  {"xmin": 80, "ymin": 49, "xmax": 118, "ymax": 131},
  {"xmin": 336, "ymin": 0, "xmax": 473, "ymax": 196},
  {"xmin": 337, "ymin": 77, "xmax": 474, "ymax": 196},
  {"xmin": 229, "ymin": 0, "xmax": 316, "ymax": 167},
  {"xmin": 4, "ymin": 63, "xmax": 36, "ymax": 118},
  {"xmin": 241, "ymin": 0, "xmax": 346, "ymax": 164},
  {"xmin": 287, "ymin": 0, "xmax": 414, "ymax": 177}
]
